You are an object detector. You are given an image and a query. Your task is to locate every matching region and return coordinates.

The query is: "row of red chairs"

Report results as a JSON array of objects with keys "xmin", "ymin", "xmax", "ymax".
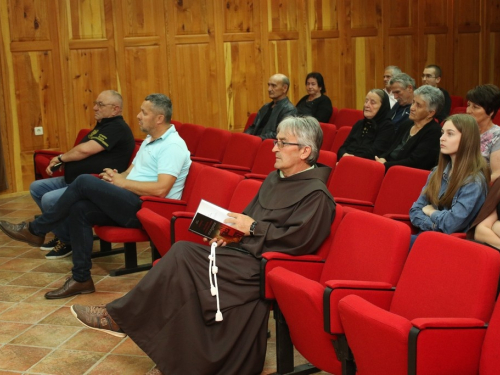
[{"xmin": 262, "ymin": 208, "xmax": 500, "ymax": 374}]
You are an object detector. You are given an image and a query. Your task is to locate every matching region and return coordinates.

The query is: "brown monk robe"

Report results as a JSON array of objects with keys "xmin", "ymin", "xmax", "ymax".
[{"xmin": 106, "ymin": 165, "xmax": 336, "ymax": 375}]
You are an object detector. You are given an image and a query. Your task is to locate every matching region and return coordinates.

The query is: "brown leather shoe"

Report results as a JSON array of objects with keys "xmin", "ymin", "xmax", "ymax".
[
  {"xmin": 45, "ymin": 276, "xmax": 95, "ymax": 299},
  {"xmin": 70, "ymin": 304, "xmax": 126, "ymax": 338},
  {"xmin": 0, "ymin": 220, "xmax": 45, "ymax": 247}
]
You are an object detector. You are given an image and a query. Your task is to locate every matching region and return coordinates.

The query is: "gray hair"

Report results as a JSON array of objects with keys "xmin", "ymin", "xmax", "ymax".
[
  {"xmin": 277, "ymin": 116, "xmax": 322, "ymax": 165},
  {"xmin": 389, "ymin": 73, "xmax": 416, "ymax": 89},
  {"xmin": 144, "ymin": 93, "xmax": 173, "ymax": 123},
  {"xmin": 370, "ymin": 88, "xmax": 386, "ymax": 102},
  {"xmin": 104, "ymin": 90, "xmax": 123, "ymax": 109},
  {"xmin": 385, "ymin": 66, "xmax": 402, "ymax": 76},
  {"xmin": 413, "ymin": 85, "xmax": 444, "ymax": 114}
]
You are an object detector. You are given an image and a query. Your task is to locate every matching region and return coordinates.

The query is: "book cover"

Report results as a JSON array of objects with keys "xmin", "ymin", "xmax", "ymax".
[{"xmin": 189, "ymin": 200, "xmax": 245, "ymax": 244}]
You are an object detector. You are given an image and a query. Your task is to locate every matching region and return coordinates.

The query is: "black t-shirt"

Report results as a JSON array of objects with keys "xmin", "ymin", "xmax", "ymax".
[{"xmin": 64, "ymin": 116, "xmax": 135, "ymax": 183}]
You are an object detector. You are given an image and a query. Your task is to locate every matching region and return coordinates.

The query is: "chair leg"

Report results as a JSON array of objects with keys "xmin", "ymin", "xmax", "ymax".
[
  {"xmin": 91, "ymin": 239, "xmax": 125, "ymax": 258},
  {"xmin": 108, "ymin": 242, "xmax": 152, "ymax": 277},
  {"xmin": 332, "ymin": 335, "xmax": 356, "ymax": 375},
  {"xmin": 269, "ymin": 304, "xmax": 320, "ymax": 375}
]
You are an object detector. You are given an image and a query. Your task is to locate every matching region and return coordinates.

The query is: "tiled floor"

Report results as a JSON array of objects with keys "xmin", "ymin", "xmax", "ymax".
[{"xmin": 0, "ymin": 194, "xmax": 330, "ymax": 374}]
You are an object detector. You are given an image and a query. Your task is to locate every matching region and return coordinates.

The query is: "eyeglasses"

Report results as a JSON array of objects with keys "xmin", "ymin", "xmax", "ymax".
[
  {"xmin": 421, "ymin": 74, "xmax": 436, "ymax": 79},
  {"xmin": 93, "ymin": 101, "xmax": 116, "ymax": 108},
  {"xmin": 273, "ymin": 140, "xmax": 303, "ymax": 149}
]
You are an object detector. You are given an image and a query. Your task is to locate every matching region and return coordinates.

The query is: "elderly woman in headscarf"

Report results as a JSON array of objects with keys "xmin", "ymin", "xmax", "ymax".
[{"xmin": 338, "ymin": 89, "xmax": 395, "ymax": 160}]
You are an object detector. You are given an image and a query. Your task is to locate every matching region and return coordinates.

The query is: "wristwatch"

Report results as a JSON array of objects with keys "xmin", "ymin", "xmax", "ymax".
[
  {"xmin": 249, "ymin": 221, "xmax": 257, "ymax": 236},
  {"xmin": 57, "ymin": 154, "xmax": 64, "ymax": 163}
]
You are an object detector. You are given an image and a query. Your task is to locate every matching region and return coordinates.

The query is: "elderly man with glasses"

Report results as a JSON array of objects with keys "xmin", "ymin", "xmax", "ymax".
[
  {"xmin": 68, "ymin": 116, "xmax": 336, "ymax": 375},
  {"xmin": 28, "ymin": 90, "xmax": 136, "ymax": 260},
  {"xmin": 30, "ymin": 90, "xmax": 135, "ymax": 259},
  {"xmin": 421, "ymin": 64, "xmax": 452, "ymax": 123}
]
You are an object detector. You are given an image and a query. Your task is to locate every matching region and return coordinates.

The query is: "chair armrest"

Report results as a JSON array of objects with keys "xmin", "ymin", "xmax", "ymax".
[
  {"xmin": 213, "ymin": 164, "xmax": 251, "ymax": 175},
  {"xmin": 324, "ymin": 280, "xmax": 395, "ymax": 334},
  {"xmin": 244, "ymin": 173, "xmax": 268, "ymax": 181},
  {"xmin": 260, "ymin": 252, "xmax": 325, "ymax": 300},
  {"xmin": 333, "ymin": 197, "xmax": 374, "ymax": 210},
  {"xmin": 140, "ymin": 196, "xmax": 188, "ymax": 219},
  {"xmin": 34, "ymin": 150, "xmax": 61, "ymax": 157},
  {"xmin": 384, "ymin": 214, "xmax": 419, "ymax": 234},
  {"xmin": 408, "ymin": 318, "xmax": 487, "ymax": 375}
]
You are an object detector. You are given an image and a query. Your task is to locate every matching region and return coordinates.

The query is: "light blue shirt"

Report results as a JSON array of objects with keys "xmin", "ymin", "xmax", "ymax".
[
  {"xmin": 127, "ymin": 125, "xmax": 191, "ymax": 199},
  {"xmin": 409, "ymin": 163, "xmax": 487, "ymax": 234}
]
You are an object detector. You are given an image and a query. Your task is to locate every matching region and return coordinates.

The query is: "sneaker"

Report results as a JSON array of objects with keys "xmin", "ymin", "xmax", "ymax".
[
  {"xmin": 71, "ymin": 304, "xmax": 126, "ymax": 338},
  {"xmin": 45, "ymin": 241, "xmax": 72, "ymax": 259},
  {"xmin": 40, "ymin": 237, "xmax": 60, "ymax": 251}
]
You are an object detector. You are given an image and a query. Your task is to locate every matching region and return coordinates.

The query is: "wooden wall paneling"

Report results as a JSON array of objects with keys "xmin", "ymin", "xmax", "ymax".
[
  {"xmin": 115, "ymin": 0, "xmax": 170, "ymax": 136},
  {"xmin": 65, "ymin": 0, "xmax": 118, "ymax": 141},
  {"xmin": 0, "ymin": 1, "xmax": 15, "ymax": 194},
  {"xmin": 454, "ymin": 0, "xmax": 482, "ymax": 96},
  {"xmin": 384, "ymin": 0, "xmax": 418, "ymax": 80},
  {"xmin": 9, "ymin": 0, "xmax": 51, "ymax": 42},
  {"xmin": 485, "ymin": 0, "xmax": 500, "ymax": 84},
  {"xmin": 418, "ymin": 0, "xmax": 454, "ymax": 95},
  {"xmin": 349, "ymin": 0, "xmax": 383, "ymax": 109},
  {"xmin": 223, "ymin": 0, "xmax": 263, "ymax": 131}
]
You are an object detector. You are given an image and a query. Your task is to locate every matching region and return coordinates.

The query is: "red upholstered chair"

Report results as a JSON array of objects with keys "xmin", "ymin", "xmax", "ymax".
[
  {"xmin": 319, "ymin": 122, "xmax": 337, "ymax": 151},
  {"xmin": 170, "ymin": 119, "xmax": 183, "ymax": 129},
  {"xmin": 191, "ymin": 127, "xmax": 231, "ymax": 165},
  {"xmin": 451, "ymin": 106, "xmax": 467, "ymax": 115},
  {"xmin": 342, "ymin": 166, "xmax": 430, "ymax": 219},
  {"xmin": 494, "ymin": 110, "xmax": 500, "ymax": 125},
  {"xmin": 329, "ymin": 106, "xmax": 339, "ymax": 124},
  {"xmin": 244, "ymin": 139, "xmax": 277, "ymax": 181},
  {"xmin": 450, "ymin": 95, "xmax": 464, "ymax": 111},
  {"xmin": 479, "ymin": 296, "xmax": 500, "ymax": 374},
  {"xmin": 177, "ymin": 122, "xmax": 205, "ymax": 155},
  {"xmin": 212, "ymin": 132, "xmax": 262, "ymax": 175},
  {"xmin": 92, "ymin": 162, "xmax": 207, "ymax": 275},
  {"xmin": 244, "ymin": 112, "xmax": 258, "ymax": 132},
  {"xmin": 338, "ymin": 232, "xmax": 500, "ymax": 375},
  {"xmin": 259, "ymin": 204, "xmax": 344, "ymax": 374},
  {"xmin": 335, "ymin": 108, "xmax": 364, "ymax": 129},
  {"xmin": 327, "ymin": 156, "xmax": 385, "ymax": 211},
  {"xmin": 267, "ymin": 211, "xmax": 410, "ymax": 374},
  {"xmin": 330, "ymin": 125, "xmax": 351, "ymax": 154},
  {"xmin": 33, "ymin": 128, "xmax": 91, "ymax": 180}
]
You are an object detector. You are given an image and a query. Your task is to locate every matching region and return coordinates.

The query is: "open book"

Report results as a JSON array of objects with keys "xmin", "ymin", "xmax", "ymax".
[{"xmin": 189, "ymin": 199, "xmax": 245, "ymax": 244}]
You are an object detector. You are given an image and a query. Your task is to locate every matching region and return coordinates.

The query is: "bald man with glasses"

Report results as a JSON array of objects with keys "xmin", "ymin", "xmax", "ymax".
[{"xmin": 29, "ymin": 90, "xmax": 135, "ymax": 260}]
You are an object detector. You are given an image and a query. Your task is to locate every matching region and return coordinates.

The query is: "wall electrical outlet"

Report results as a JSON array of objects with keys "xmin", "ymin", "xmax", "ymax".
[{"xmin": 34, "ymin": 127, "xmax": 43, "ymax": 135}]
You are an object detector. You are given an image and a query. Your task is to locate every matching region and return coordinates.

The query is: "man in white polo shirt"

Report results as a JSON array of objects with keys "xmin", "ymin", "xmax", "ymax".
[{"xmin": 0, "ymin": 93, "xmax": 191, "ymax": 299}]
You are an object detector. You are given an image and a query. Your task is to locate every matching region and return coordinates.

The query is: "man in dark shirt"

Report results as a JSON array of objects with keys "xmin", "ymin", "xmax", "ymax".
[
  {"xmin": 30, "ymin": 90, "xmax": 135, "ymax": 259},
  {"xmin": 421, "ymin": 64, "xmax": 452, "ymax": 123},
  {"xmin": 389, "ymin": 73, "xmax": 416, "ymax": 131},
  {"xmin": 245, "ymin": 74, "xmax": 297, "ymax": 139}
]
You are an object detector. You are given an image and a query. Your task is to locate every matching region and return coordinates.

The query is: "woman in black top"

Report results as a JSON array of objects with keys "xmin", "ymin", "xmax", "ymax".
[
  {"xmin": 296, "ymin": 72, "xmax": 333, "ymax": 123},
  {"xmin": 338, "ymin": 89, "xmax": 395, "ymax": 160}
]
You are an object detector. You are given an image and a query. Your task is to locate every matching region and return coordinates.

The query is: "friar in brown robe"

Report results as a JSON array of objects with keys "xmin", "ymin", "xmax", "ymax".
[{"xmin": 73, "ymin": 116, "xmax": 336, "ymax": 374}]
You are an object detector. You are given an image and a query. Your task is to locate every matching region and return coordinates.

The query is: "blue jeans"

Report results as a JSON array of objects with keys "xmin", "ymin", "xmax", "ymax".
[
  {"xmin": 30, "ymin": 177, "xmax": 70, "ymax": 243},
  {"xmin": 30, "ymin": 175, "xmax": 142, "ymax": 282}
]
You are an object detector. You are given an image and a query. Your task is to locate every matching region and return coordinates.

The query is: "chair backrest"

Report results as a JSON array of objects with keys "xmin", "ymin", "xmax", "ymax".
[
  {"xmin": 244, "ymin": 112, "xmax": 258, "ymax": 132},
  {"xmin": 180, "ymin": 162, "xmax": 206, "ymax": 201},
  {"xmin": 373, "ymin": 166, "xmax": 430, "ymax": 216},
  {"xmin": 328, "ymin": 156, "xmax": 385, "ymax": 205},
  {"xmin": 329, "ymin": 107, "xmax": 339, "ymax": 124},
  {"xmin": 177, "ymin": 122, "xmax": 205, "ymax": 155},
  {"xmin": 314, "ymin": 204, "xmax": 344, "ymax": 259},
  {"xmin": 480, "ymin": 297, "xmax": 500, "ymax": 374},
  {"xmin": 391, "ymin": 232, "xmax": 500, "ymax": 322},
  {"xmin": 319, "ymin": 210, "xmax": 410, "ymax": 285},
  {"xmin": 335, "ymin": 108, "xmax": 364, "ymax": 128},
  {"xmin": 185, "ymin": 166, "xmax": 244, "ymax": 212},
  {"xmin": 136, "ymin": 208, "xmax": 172, "ymax": 257},
  {"xmin": 450, "ymin": 95, "xmax": 464, "ymax": 110},
  {"xmin": 228, "ymin": 179, "xmax": 262, "ymax": 212},
  {"xmin": 128, "ymin": 141, "xmax": 142, "ymax": 166},
  {"xmin": 494, "ymin": 110, "xmax": 500, "ymax": 125},
  {"xmin": 318, "ymin": 150, "xmax": 337, "ymax": 169},
  {"xmin": 74, "ymin": 128, "xmax": 92, "ymax": 146},
  {"xmin": 319, "ymin": 122, "xmax": 337, "ymax": 151},
  {"xmin": 192, "ymin": 127, "xmax": 231, "ymax": 162},
  {"xmin": 170, "ymin": 120, "xmax": 183, "ymax": 129},
  {"xmin": 451, "ymin": 106, "xmax": 467, "ymax": 115},
  {"xmin": 330, "ymin": 126, "xmax": 351, "ymax": 154},
  {"xmin": 220, "ymin": 132, "xmax": 262, "ymax": 168},
  {"xmin": 249, "ymin": 138, "xmax": 277, "ymax": 175}
]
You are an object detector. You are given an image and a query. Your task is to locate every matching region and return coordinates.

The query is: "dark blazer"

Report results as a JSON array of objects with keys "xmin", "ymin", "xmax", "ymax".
[
  {"xmin": 245, "ymin": 97, "xmax": 297, "ymax": 140},
  {"xmin": 436, "ymin": 87, "xmax": 452, "ymax": 124},
  {"xmin": 296, "ymin": 94, "xmax": 333, "ymax": 123},
  {"xmin": 380, "ymin": 119, "xmax": 441, "ymax": 171}
]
